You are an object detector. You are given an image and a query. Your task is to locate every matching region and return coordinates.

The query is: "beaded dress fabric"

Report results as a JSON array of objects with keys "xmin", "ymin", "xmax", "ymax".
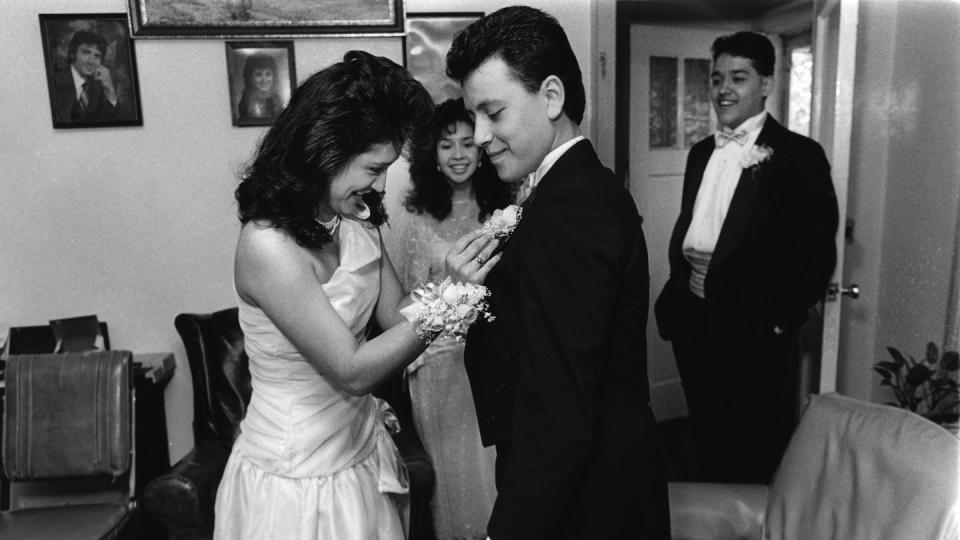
[{"xmin": 396, "ymin": 200, "xmax": 498, "ymax": 539}]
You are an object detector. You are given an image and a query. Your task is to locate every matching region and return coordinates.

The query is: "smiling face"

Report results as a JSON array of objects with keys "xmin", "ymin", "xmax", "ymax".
[
  {"xmin": 711, "ymin": 53, "xmax": 772, "ymax": 130},
  {"xmin": 462, "ymin": 56, "xmax": 555, "ymax": 182},
  {"xmin": 436, "ymin": 121, "xmax": 479, "ymax": 186},
  {"xmin": 252, "ymin": 68, "xmax": 275, "ymax": 93},
  {"xmin": 322, "ymin": 142, "xmax": 398, "ymax": 221},
  {"xmin": 72, "ymin": 43, "xmax": 103, "ymax": 77}
]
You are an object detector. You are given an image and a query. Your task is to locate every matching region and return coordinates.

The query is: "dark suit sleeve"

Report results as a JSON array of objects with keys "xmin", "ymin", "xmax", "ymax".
[
  {"xmin": 766, "ymin": 138, "xmax": 838, "ymax": 330},
  {"xmin": 488, "ymin": 177, "xmax": 624, "ymax": 539}
]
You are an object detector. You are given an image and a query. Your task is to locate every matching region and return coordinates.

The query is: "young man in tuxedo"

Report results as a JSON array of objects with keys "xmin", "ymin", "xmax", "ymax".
[
  {"xmin": 655, "ymin": 32, "xmax": 839, "ymax": 483},
  {"xmin": 445, "ymin": 6, "xmax": 669, "ymax": 539},
  {"xmin": 52, "ymin": 30, "xmax": 119, "ymax": 124}
]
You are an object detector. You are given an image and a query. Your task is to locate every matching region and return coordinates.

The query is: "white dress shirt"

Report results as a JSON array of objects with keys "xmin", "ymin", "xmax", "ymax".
[
  {"xmin": 70, "ymin": 65, "xmax": 88, "ymax": 101},
  {"xmin": 682, "ymin": 111, "xmax": 767, "ymax": 296}
]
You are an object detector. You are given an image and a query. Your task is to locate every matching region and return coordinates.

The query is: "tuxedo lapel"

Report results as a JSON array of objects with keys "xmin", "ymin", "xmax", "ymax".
[
  {"xmin": 673, "ymin": 139, "xmax": 715, "ymax": 253},
  {"xmin": 499, "ymin": 140, "xmax": 593, "ymax": 263},
  {"xmin": 684, "ymin": 141, "xmax": 714, "ymax": 215},
  {"xmin": 710, "ymin": 116, "xmax": 784, "ymax": 268}
]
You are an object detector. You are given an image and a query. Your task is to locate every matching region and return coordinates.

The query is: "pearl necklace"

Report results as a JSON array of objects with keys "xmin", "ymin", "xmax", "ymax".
[{"xmin": 316, "ymin": 214, "xmax": 341, "ymax": 235}]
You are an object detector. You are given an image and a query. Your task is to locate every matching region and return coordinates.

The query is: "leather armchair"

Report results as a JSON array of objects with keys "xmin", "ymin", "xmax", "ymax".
[
  {"xmin": 142, "ymin": 308, "xmax": 434, "ymax": 540},
  {"xmin": 668, "ymin": 392, "xmax": 959, "ymax": 540}
]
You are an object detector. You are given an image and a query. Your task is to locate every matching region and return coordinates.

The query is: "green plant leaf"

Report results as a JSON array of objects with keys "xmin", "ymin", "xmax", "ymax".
[
  {"xmin": 906, "ymin": 364, "xmax": 934, "ymax": 386},
  {"xmin": 926, "ymin": 341, "xmax": 939, "ymax": 364},
  {"xmin": 942, "ymin": 351, "xmax": 959, "ymax": 371},
  {"xmin": 874, "ymin": 367, "xmax": 894, "ymax": 383},
  {"xmin": 887, "ymin": 347, "xmax": 908, "ymax": 367},
  {"xmin": 876, "ymin": 361, "xmax": 902, "ymax": 374},
  {"xmin": 930, "ymin": 377, "xmax": 958, "ymax": 389}
]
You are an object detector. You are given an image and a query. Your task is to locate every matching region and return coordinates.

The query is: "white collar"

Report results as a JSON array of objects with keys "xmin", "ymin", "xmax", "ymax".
[
  {"xmin": 70, "ymin": 65, "xmax": 87, "ymax": 97},
  {"xmin": 720, "ymin": 110, "xmax": 767, "ymax": 138},
  {"xmin": 528, "ymin": 135, "xmax": 586, "ymax": 192}
]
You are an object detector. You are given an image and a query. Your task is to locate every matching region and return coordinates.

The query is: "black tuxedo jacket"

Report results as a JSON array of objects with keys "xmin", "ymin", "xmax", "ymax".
[
  {"xmin": 465, "ymin": 140, "xmax": 669, "ymax": 539},
  {"xmin": 655, "ymin": 116, "xmax": 838, "ymax": 346},
  {"xmin": 52, "ymin": 69, "xmax": 118, "ymax": 124}
]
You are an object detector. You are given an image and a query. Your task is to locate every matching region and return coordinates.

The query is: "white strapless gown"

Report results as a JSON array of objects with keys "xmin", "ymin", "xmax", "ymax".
[{"xmin": 214, "ymin": 219, "xmax": 408, "ymax": 539}]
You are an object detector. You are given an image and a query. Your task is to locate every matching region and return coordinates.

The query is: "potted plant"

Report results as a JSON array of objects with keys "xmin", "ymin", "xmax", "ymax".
[{"xmin": 874, "ymin": 341, "xmax": 959, "ymax": 429}]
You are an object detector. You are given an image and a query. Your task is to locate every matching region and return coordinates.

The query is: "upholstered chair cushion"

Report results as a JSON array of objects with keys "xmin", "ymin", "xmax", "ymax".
[{"xmin": 765, "ymin": 393, "xmax": 960, "ymax": 540}]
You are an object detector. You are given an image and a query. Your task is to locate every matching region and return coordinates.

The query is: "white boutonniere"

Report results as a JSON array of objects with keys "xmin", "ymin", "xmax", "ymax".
[
  {"xmin": 480, "ymin": 204, "xmax": 523, "ymax": 240},
  {"xmin": 740, "ymin": 144, "xmax": 774, "ymax": 169}
]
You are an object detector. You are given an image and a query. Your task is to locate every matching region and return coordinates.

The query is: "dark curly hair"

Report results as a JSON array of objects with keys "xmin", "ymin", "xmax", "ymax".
[
  {"xmin": 236, "ymin": 50, "xmax": 434, "ymax": 248},
  {"xmin": 446, "ymin": 6, "xmax": 585, "ymax": 125},
  {"xmin": 68, "ymin": 30, "xmax": 108, "ymax": 64},
  {"xmin": 712, "ymin": 32, "xmax": 775, "ymax": 76},
  {"xmin": 405, "ymin": 98, "xmax": 513, "ymax": 222}
]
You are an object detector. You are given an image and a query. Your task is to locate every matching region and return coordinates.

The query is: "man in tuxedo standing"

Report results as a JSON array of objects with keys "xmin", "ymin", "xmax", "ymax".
[
  {"xmin": 655, "ymin": 32, "xmax": 839, "ymax": 483},
  {"xmin": 445, "ymin": 6, "xmax": 669, "ymax": 539},
  {"xmin": 52, "ymin": 30, "xmax": 119, "ymax": 124}
]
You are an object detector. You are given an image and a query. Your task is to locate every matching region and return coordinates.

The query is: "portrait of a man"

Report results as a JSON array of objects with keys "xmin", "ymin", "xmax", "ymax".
[{"xmin": 40, "ymin": 14, "xmax": 143, "ymax": 128}]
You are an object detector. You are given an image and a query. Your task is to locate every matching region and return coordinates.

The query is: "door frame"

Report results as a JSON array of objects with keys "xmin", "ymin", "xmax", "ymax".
[{"xmin": 811, "ymin": 0, "xmax": 859, "ymax": 393}]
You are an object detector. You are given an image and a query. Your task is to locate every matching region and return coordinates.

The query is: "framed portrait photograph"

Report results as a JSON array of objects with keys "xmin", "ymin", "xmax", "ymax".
[
  {"xmin": 404, "ymin": 12, "xmax": 482, "ymax": 104},
  {"xmin": 225, "ymin": 41, "xmax": 296, "ymax": 127},
  {"xmin": 128, "ymin": 0, "xmax": 404, "ymax": 38},
  {"xmin": 39, "ymin": 13, "xmax": 143, "ymax": 129}
]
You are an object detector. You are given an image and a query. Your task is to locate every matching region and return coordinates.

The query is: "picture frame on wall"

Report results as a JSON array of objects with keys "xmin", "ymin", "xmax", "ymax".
[
  {"xmin": 404, "ymin": 12, "xmax": 482, "ymax": 103},
  {"xmin": 225, "ymin": 41, "xmax": 296, "ymax": 127},
  {"xmin": 39, "ymin": 13, "xmax": 143, "ymax": 129},
  {"xmin": 128, "ymin": 0, "xmax": 404, "ymax": 38}
]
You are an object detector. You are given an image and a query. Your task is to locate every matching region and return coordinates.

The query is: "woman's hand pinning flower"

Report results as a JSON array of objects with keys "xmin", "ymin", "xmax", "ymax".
[{"xmin": 480, "ymin": 205, "xmax": 523, "ymax": 239}]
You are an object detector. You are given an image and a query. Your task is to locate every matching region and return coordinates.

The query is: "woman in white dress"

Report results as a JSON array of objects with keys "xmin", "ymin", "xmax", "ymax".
[
  {"xmin": 213, "ymin": 51, "xmax": 499, "ymax": 539},
  {"xmin": 395, "ymin": 98, "xmax": 513, "ymax": 539}
]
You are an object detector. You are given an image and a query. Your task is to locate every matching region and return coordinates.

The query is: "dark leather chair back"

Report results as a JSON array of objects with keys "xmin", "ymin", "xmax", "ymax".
[
  {"xmin": 174, "ymin": 309, "xmax": 250, "ymax": 447},
  {"xmin": 1, "ymin": 351, "xmax": 135, "ymax": 540}
]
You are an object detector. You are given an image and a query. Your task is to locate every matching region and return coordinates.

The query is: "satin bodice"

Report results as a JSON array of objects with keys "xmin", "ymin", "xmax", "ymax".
[{"xmin": 233, "ymin": 219, "xmax": 393, "ymax": 479}]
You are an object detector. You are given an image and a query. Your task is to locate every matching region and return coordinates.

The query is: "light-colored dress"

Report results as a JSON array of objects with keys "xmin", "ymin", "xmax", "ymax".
[
  {"xmin": 395, "ymin": 201, "xmax": 497, "ymax": 540},
  {"xmin": 214, "ymin": 218, "xmax": 409, "ymax": 539}
]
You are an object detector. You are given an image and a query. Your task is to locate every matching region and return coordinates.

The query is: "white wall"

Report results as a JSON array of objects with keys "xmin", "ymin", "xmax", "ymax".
[
  {"xmin": 0, "ymin": 0, "xmax": 595, "ymax": 464},
  {"xmin": 839, "ymin": 0, "xmax": 960, "ymax": 401}
]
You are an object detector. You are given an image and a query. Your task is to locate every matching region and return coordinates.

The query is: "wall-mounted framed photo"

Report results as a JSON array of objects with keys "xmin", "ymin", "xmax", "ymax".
[
  {"xmin": 225, "ymin": 41, "xmax": 296, "ymax": 127},
  {"xmin": 39, "ymin": 13, "xmax": 143, "ymax": 129},
  {"xmin": 404, "ymin": 12, "xmax": 482, "ymax": 103},
  {"xmin": 128, "ymin": 0, "xmax": 404, "ymax": 38}
]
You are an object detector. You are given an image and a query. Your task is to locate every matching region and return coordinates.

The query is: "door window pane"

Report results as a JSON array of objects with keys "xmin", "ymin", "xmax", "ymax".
[
  {"xmin": 788, "ymin": 45, "xmax": 813, "ymax": 136},
  {"xmin": 650, "ymin": 56, "xmax": 678, "ymax": 149},
  {"xmin": 684, "ymin": 58, "xmax": 712, "ymax": 147}
]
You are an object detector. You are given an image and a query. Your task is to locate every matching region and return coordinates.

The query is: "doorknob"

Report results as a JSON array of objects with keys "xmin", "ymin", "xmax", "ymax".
[{"xmin": 827, "ymin": 282, "xmax": 860, "ymax": 299}]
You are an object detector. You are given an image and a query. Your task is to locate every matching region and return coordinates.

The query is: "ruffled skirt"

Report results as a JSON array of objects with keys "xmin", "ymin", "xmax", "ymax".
[{"xmin": 213, "ymin": 438, "xmax": 408, "ymax": 539}]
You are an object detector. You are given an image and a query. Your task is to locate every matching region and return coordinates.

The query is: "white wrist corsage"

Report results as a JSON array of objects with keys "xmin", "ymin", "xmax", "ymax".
[
  {"xmin": 740, "ymin": 144, "xmax": 774, "ymax": 169},
  {"xmin": 400, "ymin": 277, "xmax": 495, "ymax": 343},
  {"xmin": 480, "ymin": 205, "xmax": 523, "ymax": 239}
]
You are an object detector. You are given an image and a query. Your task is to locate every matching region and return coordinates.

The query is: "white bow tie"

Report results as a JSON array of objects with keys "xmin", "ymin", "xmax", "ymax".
[{"xmin": 716, "ymin": 129, "xmax": 748, "ymax": 147}]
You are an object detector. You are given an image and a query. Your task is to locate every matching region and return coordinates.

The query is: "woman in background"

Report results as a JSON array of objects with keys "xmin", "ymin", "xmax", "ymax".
[
  {"xmin": 396, "ymin": 98, "xmax": 513, "ymax": 540},
  {"xmin": 237, "ymin": 53, "xmax": 281, "ymax": 122}
]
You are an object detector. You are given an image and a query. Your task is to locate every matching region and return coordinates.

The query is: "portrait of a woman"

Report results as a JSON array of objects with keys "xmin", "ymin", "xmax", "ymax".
[{"xmin": 227, "ymin": 42, "xmax": 295, "ymax": 127}]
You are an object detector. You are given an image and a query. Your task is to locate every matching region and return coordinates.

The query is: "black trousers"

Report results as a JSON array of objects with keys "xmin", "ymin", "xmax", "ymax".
[{"xmin": 671, "ymin": 288, "xmax": 798, "ymax": 484}]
